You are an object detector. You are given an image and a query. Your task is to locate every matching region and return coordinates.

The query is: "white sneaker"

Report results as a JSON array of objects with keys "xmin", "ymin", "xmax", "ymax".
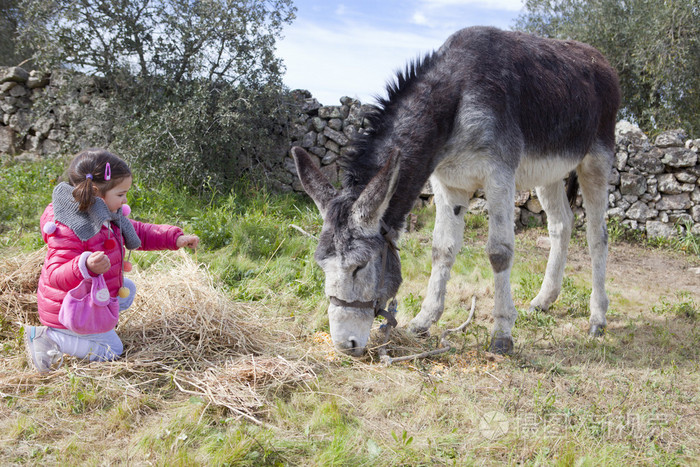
[{"xmin": 24, "ymin": 326, "xmax": 62, "ymax": 374}]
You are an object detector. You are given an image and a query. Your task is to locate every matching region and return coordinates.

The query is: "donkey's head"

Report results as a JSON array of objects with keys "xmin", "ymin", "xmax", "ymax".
[{"xmin": 291, "ymin": 146, "xmax": 402, "ymax": 356}]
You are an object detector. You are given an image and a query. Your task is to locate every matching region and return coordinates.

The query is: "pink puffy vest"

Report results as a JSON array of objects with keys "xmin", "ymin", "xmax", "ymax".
[{"xmin": 37, "ymin": 204, "xmax": 183, "ymax": 329}]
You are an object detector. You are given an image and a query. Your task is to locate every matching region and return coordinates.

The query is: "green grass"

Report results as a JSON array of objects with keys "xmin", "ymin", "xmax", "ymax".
[
  {"xmin": 1, "ymin": 159, "xmax": 699, "ymax": 465},
  {"xmin": 608, "ymin": 216, "xmax": 700, "ymax": 255},
  {"xmin": 652, "ymin": 291, "xmax": 699, "ymax": 320},
  {"xmin": 0, "ymin": 157, "xmax": 65, "ymax": 250}
]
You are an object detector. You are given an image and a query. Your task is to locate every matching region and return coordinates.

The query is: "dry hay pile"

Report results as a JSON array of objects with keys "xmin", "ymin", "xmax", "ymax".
[
  {"xmin": 0, "ymin": 249, "xmax": 315, "ymax": 423},
  {"xmin": 0, "ymin": 246, "xmax": 45, "ymax": 329}
]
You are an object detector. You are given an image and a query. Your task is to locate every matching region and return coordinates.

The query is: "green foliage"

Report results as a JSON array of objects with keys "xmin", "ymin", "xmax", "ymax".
[
  {"xmin": 652, "ymin": 291, "xmax": 699, "ymax": 320},
  {"xmin": 516, "ymin": 0, "xmax": 700, "ymax": 135},
  {"xmin": 15, "ymin": 0, "xmax": 297, "ymax": 193},
  {"xmin": 109, "ymin": 79, "xmax": 294, "ymax": 193},
  {"xmin": 0, "ymin": 157, "xmax": 65, "ymax": 247},
  {"xmin": 0, "ymin": 0, "xmax": 24, "ymax": 66},
  {"xmin": 17, "ymin": 0, "xmax": 295, "ymax": 84}
]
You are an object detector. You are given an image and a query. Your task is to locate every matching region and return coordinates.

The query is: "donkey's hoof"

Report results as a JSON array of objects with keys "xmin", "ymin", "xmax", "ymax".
[
  {"xmin": 489, "ymin": 337, "xmax": 514, "ymax": 355},
  {"xmin": 527, "ymin": 305, "xmax": 546, "ymax": 314},
  {"xmin": 589, "ymin": 324, "xmax": 606, "ymax": 337},
  {"xmin": 406, "ymin": 322, "xmax": 430, "ymax": 338}
]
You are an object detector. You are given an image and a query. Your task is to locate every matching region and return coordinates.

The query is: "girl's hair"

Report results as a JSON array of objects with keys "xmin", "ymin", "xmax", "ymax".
[{"xmin": 66, "ymin": 148, "xmax": 131, "ymax": 211}]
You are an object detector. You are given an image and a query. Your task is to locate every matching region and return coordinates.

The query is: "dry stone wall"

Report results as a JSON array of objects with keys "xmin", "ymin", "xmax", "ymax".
[
  {"xmin": 1, "ymin": 66, "xmax": 698, "ymax": 239},
  {"xmin": 0, "ymin": 66, "xmax": 111, "ymax": 158}
]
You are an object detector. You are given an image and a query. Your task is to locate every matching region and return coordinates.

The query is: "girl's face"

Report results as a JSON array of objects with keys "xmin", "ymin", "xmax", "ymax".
[{"xmin": 99, "ymin": 176, "xmax": 132, "ymax": 213}]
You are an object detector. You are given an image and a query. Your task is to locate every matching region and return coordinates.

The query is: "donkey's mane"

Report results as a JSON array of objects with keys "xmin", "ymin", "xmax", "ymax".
[{"xmin": 340, "ymin": 52, "xmax": 439, "ymax": 189}]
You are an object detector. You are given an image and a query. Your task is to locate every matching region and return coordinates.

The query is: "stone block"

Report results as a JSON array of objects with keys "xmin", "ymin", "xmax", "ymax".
[
  {"xmin": 41, "ymin": 138, "xmax": 61, "ymax": 154},
  {"xmin": 9, "ymin": 85, "xmax": 27, "ymax": 97},
  {"xmin": 629, "ymin": 148, "xmax": 665, "ymax": 174},
  {"xmin": 33, "ymin": 115, "xmax": 55, "ymax": 137},
  {"xmin": 645, "ymin": 221, "xmax": 675, "ymax": 239},
  {"xmin": 657, "ymin": 173, "xmax": 682, "ymax": 194},
  {"xmin": 521, "ymin": 209, "xmax": 544, "ymax": 227},
  {"xmin": 0, "ymin": 67, "xmax": 29, "ymax": 84},
  {"xmin": 0, "ymin": 81, "xmax": 16, "ymax": 93},
  {"xmin": 526, "ymin": 198, "xmax": 543, "ymax": 213},
  {"xmin": 0, "ymin": 125, "xmax": 16, "ymax": 153},
  {"xmin": 654, "ymin": 129, "xmax": 686, "ymax": 148},
  {"xmin": 323, "ymin": 126, "xmax": 349, "ymax": 146},
  {"xmin": 8, "ymin": 109, "xmax": 32, "ymax": 134},
  {"xmin": 606, "ymin": 207, "xmax": 626, "ymax": 220},
  {"xmin": 324, "ymin": 139, "xmax": 340, "ymax": 153},
  {"xmin": 27, "ymin": 71, "xmax": 50, "ymax": 89},
  {"xmin": 328, "ymin": 118, "xmax": 343, "ymax": 131},
  {"xmin": 614, "ymin": 151, "xmax": 628, "ymax": 171},
  {"xmin": 311, "ymin": 117, "xmax": 326, "ymax": 133},
  {"xmin": 620, "ymin": 173, "xmax": 647, "ymax": 196},
  {"xmin": 691, "ymin": 206, "xmax": 700, "ymax": 223},
  {"xmin": 661, "ymin": 148, "xmax": 697, "ymax": 168},
  {"xmin": 301, "ymin": 131, "xmax": 316, "ymax": 148},
  {"xmin": 625, "ymin": 201, "xmax": 657, "ymax": 221},
  {"xmin": 468, "ymin": 198, "xmax": 487, "ymax": 214},
  {"xmin": 514, "ymin": 191, "xmax": 530, "ymax": 207},
  {"xmin": 321, "ymin": 152, "xmax": 338, "ymax": 165},
  {"xmin": 656, "ymin": 193, "xmax": 691, "ymax": 211},
  {"xmin": 308, "ymin": 146, "xmax": 327, "ymax": 158},
  {"xmin": 675, "ymin": 172, "xmax": 697, "ymax": 184}
]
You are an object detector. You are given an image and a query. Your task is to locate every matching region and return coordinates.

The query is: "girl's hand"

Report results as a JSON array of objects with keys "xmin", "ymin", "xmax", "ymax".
[
  {"xmin": 87, "ymin": 251, "xmax": 111, "ymax": 275},
  {"xmin": 177, "ymin": 235, "xmax": 200, "ymax": 251}
]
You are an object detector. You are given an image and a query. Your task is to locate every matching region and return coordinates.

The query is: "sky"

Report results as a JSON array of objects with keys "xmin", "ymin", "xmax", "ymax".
[{"xmin": 276, "ymin": 0, "xmax": 527, "ymax": 106}]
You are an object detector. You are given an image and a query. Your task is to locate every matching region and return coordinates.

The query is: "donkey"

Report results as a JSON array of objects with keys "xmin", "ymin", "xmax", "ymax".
[{"xmin": 292, "ymin": 26, "xmax": 620, "ymax": 356}]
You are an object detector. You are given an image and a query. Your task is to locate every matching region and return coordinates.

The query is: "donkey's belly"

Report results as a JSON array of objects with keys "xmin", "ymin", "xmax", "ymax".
[
  {"xmin": 433, "ymin": 150, "xmax": 581, "ymax": 195},
  {"xmin": 514, "ymin": 155, "xmax": 581, "ymax": 190}
]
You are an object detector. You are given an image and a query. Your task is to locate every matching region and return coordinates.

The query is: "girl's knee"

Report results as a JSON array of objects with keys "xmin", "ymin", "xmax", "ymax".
[{"xmin": 118, "ymin": 278, "xmax": 137, "ymax": 311}]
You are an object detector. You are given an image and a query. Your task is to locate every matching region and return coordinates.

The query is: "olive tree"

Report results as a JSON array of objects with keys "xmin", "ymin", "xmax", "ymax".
[
  {"xmin": 516, "ymin": 0, "xmax": 700, "ymax": 136},
  {"xmin": 17, "ymin": 0, "xmax": 296, "ymax": 192}
]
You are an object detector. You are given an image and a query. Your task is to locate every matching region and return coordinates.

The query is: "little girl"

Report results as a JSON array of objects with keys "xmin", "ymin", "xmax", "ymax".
[{"xmin": 25, "ymin": 148, "xmax": 199, "ymax": 373}]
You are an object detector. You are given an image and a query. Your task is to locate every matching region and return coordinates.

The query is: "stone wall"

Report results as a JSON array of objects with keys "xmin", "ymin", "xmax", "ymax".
[
  {"xmin": 0, "ymin": 66, "xmax": 109, "ymax": 158},
  {"xmin": 1, "ymin": 65, "xmax": 698, "ymax": 238}
]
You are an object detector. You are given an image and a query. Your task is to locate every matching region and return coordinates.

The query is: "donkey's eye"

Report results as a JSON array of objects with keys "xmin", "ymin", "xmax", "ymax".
[{"xmin": 352, "ymin": 264, "xmax": 366, "ymax": 278}]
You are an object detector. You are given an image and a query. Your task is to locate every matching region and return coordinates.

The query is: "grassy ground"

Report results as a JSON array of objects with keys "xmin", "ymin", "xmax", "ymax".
[{"xmin": 1, "ymin": 158, "xmax": 699, "ymax": 465}]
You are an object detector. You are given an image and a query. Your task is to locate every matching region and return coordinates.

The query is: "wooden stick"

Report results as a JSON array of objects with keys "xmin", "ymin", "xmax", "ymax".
[
  {"xmin": 289, "ymin": 224, "xmax": 318, "ymax": 240},
  {"xmin": 380, "ymin": 296, "xmax": 476, "ymax": 365}
]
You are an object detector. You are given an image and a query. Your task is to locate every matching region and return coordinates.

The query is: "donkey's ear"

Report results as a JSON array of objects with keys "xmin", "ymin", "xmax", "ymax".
[
  {"xmin": 291, "ymin": 146, "xmax": 338, "ymax": 216},
  {"xmin": 351, "ymin": 148, "xmax": 401, "ymax": 230}
]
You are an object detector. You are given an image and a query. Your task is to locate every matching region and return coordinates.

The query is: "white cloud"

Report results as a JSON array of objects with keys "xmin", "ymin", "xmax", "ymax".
[{"xmin": 412, "ymin": 12, "xmax": 429, "ymax": 26}]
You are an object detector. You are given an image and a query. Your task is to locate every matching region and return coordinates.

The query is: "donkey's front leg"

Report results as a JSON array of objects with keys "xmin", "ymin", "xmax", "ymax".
[
  {"xmin": 485, "ymin": 173, "xmax": 517, "ymax": 354},
  {"xmin": 408, "ymin": 186, "xmax": 465, "ymax": 335}
]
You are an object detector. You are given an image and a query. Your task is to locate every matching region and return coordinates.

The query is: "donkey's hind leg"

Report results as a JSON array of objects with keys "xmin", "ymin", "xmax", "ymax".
[
  {"xmin": 408, "ymin": 180, "xmax": 466, "ymax": 335},
  {"xmin": 529, "ymin": 180, "xmax": 574, "ymax": 312},
  {"xmin": 577, "ymin": 147, "xmax": 613, "ymax": 336}
]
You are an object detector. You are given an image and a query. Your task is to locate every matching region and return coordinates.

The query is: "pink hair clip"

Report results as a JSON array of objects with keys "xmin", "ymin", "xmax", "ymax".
[{"xmin": 105, "ymin": 163, "xmax": 111, "ymax": 181}]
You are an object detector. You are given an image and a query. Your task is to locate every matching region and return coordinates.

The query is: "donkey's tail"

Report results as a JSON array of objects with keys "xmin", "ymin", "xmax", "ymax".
[{"xmin": 565, "ymin": 171, "xmax": 579, "ymax": 209}]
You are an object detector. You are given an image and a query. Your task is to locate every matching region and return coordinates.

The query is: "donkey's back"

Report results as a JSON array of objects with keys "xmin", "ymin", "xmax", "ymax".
[{"xmin": 437, "ymin": 27, "xmax": 619, "ymax": 162}]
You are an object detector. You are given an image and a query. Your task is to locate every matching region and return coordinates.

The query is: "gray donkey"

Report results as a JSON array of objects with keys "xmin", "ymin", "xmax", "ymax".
[{"xmin": 292, "ymin": 26, "xmax": 620, "ymax": 356}]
